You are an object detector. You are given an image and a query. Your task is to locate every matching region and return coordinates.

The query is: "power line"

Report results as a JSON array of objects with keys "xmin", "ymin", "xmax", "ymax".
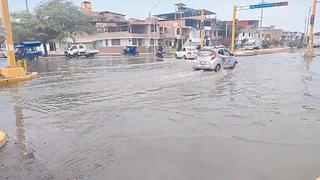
[{"xmin": 150, "ymin": 0, "xmax": 163, "ymax": 12}]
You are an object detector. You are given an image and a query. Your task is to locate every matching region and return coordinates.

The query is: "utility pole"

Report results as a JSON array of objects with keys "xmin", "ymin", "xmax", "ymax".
[
  {"xmin": 306, "ymin": 6, "xmax": 311, "ymax": 45},
  {"xmin": 305, "ymin": 0, "xmax": 317, "ymax": 57},
  {"xmin": 154, "ymin": 17, "xmax": 157, "ymax": 53},
  {"xmin": 1, "ymin": 0, "xmax": 17, "ymax": 67},
  {"xmin": 25, "ymin": 0, "xmax": 29, "ymax": 13},
  {"xmin": 260, "ymin": 0, "xmax": 264, "ymax": 27},
  {"xmin": 148, "ymin": 0, "xmax": 163, "ymax": 54},
  {"xmin": 200, "ymin": 9, "xmax": 205, "ymax": 47},
  {"xmin": 231, "ymin": 5, "xmax": 237, "ymax": 53}
]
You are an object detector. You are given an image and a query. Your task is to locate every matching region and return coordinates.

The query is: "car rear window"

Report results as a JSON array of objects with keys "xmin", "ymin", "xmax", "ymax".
[{"xmin": 198, "ymin": 50, "xmax": 212, "ymax": 56}]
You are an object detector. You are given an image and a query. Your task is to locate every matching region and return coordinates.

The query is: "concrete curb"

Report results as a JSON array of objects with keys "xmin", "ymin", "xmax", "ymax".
[
  {"xmin": 0, "ymin": 131, "xmax": 6, "ymax": 149},
  {"xmin": 0, "ymin": 72, "xmax": 38, "ymax": 85},
  {"xmin": 235, "ymin": 47, "xmax": 291, "ymax": 57}
]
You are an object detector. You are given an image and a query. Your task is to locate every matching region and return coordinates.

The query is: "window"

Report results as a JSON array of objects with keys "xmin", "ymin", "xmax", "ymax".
[
  {"xmin": 159, "ymin": 27, "xmax": 164, "ymax": 33},
  {"xmin": 223, "ymin": 49, "xmax": 232, "ymax": 56},
  {"xmin": 111, "ymin": 39, "xmax": 121, "ymax": 46},
  {"xmin": 243, "ymin": 32, "xmax": 245, "ymax": 37},
  {"xmin": 79, "ymin": 45, "xmax": 84, "ymax": 49},
  {"xmin": 164, "ymin": 27, "xmax": 168, "ymax": 33},
  {"xmin": 132, "ymin": 39, "xmax": 137, "ymax": 45},
  {"xmin": 105, "ymin": 40, "xmax": 108, "ymax": 46},
  {"xmin": 218, "ymin": 49, "xmax": 224, "ymax": 55},
  {"xmin": 198, "ymin": 50, "xmax": 212, "ymax": 57},
  {"xmin": 176, "ymin": 28, "xmax": 181, "ymax": 35},
  {"xmin": 138, "ymin": 39, "xmax": 143, "ymax": 46},
  {"xmin": 150, "ymin": 39, "xmax": 154, "ymax": 45},
  {"xmin": 151, "ymin": 25, "xmax": 157, "ymax": 32},
  {"xmin": 249, "ymin": 33, "xmax": 251, "ymax": 37}
]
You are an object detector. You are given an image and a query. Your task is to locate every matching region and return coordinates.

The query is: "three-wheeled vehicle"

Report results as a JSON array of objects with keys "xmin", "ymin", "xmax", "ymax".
[
  {"xmin": 122, "ymin": 46, "xmax": 139, "ymax": 56},
  {"xmin": 15, "ymin": 41, "xmax": 43, "ymax": 60}
]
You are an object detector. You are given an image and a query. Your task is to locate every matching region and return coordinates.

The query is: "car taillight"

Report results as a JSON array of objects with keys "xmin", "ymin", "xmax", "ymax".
[
  {"xmin": 211, "ymin": 52, "xmax": 217, "ymax": 60},
  {"xmin": 188, "ymin": 52, "xmax": 192, "ymax": 55}
]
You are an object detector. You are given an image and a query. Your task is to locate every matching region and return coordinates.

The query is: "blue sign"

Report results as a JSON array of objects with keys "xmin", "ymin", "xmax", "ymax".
[{"xmin": 250, "ymin": 1, "xmax": 288, "ymax": 9}]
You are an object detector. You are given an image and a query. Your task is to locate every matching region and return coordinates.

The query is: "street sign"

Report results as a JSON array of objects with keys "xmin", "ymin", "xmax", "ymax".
[{"xmin": 250, "ymin": 1, "xmax": 288, "ymax": 9}]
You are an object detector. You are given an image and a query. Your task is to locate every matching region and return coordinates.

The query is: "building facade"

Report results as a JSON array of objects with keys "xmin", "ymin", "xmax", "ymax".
[
  {"xmin": 75, "ymin": 2, "xmax": 220, "ymax": 54},
  {"xmin": 156, "ymin": 3, "xmax": 219, "ymax": 50},
  {"xmin": 74, "ymin": 1, "xmax": 160, "ymax": 54}
]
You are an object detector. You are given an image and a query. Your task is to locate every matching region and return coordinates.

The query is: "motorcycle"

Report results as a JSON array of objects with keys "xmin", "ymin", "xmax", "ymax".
[{"xmin": 156, "ymin": 50, "xmax": 164, "ymax": 61}]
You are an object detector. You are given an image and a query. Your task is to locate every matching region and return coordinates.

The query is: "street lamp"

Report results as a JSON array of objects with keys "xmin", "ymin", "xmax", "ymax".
[
  {"xmin": 148, "ymin": 0, "xmax": 163, "ymax": 54},
  {"xmin": 260, "ymin": 0, "xmax": 264, "ymax": 27}
]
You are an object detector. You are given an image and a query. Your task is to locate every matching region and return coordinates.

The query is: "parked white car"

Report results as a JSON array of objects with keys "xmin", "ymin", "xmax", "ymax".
[
  {"xmin": 0, "ymin": 47, "xmax": 7, "ymax": 58},
  {"xmin": 175, "ymin": 47, "xmax": 198, "ymax": 60},
  {"xmin": 193, "ymin": 48, "xmax": 238, "ymax": 71},
  {"xmin": 244, "ymin": 44, "xmax": 255, "ymax": 50},
  {"xmin": 65, "ymin": 44, "xmax": 99, "ymax": 58}
]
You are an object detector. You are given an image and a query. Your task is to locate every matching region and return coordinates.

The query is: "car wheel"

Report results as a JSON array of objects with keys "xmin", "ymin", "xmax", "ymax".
[
  {"xmin": 175, "ymin": 54, "xmax": 179, "ymax": 59},
  {"xmin": 214, "ymin": 64, "xmax": 221, "ymax": 72},
  {"xmin": 183, "ymin": 55, "xmax": 187, "ymax": 60},
  {"xmin": 231, "ymin": 61, "xmax": 238, "ymax": 69}
]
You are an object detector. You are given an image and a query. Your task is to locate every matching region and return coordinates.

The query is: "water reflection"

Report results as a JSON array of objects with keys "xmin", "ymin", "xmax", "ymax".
[
  {"xmin": 304, "ymin": 50, "xmax": 320, "ymax": 73},
  {"xmin": 304, "ymin": 56, "xmax": 314, "ymax": 71}
]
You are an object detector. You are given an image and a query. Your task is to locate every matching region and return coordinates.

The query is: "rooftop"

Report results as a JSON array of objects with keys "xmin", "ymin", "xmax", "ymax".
[{"xmin": 155, "ymin": 7, "xmax": 216, "ymax": 20}]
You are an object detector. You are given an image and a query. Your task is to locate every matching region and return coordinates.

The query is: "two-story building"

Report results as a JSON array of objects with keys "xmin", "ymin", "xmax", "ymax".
[
  {"xmin": 156, "ymin": 3, "xmax": 218, "ymax": 50},
  {"xmin": 74, "ymin": 1, "xmax": 160, "ymax": 54}
]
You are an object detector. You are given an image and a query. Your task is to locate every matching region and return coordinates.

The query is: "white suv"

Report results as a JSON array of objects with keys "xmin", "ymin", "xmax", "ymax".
[{"xmin": 175, "ymin": 47, "xmax": 198, "ymax": 60}]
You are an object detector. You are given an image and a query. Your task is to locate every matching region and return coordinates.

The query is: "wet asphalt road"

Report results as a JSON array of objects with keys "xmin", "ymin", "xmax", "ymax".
[{"xmin": 0, "ymin": 51, "xmax": 320, "ymax": 180}]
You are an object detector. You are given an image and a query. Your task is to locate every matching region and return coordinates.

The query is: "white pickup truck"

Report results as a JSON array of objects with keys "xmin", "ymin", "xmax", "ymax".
[{"xmin": 65, "ymin": 44, "xmax": 99, "ymax": 58}]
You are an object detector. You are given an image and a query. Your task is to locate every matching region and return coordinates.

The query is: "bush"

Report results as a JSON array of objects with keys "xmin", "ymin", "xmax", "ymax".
[
  {"xmin": 270, "ymin": 39, "xmax": 280, "ymax": 47},
  {"xmin": 261, "ymin": 40, "xmax": 271, "ymax": 49}
]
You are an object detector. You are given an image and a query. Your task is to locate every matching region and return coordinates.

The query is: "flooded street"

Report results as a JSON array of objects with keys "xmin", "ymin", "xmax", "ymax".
[{"xmin": 1, "ymin": 51, "xmax": 320, "ymax": 180}]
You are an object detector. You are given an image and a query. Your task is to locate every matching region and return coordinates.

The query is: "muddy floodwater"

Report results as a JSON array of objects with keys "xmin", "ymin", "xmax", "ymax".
[{"xmin": 0, "ymin": 51, "xmax": 320, "ymax": 180}]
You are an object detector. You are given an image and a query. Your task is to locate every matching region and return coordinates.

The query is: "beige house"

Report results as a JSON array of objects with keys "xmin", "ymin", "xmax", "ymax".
[
  {"xmin": 257, "ymin": 26, "xmax": 283, "ymax": 41},
  {"xmin": 238, "ymin": 25, "xmax": 283, "ymax": 41}
]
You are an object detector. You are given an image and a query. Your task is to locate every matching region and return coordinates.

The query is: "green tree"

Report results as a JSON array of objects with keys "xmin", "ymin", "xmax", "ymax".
[{"xmin": 12, "ymin": 0, "xmax": 94, "ymax": 55}]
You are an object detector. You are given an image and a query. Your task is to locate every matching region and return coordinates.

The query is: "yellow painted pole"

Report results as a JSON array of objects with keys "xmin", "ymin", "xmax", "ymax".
[
  {"xmin": 1, "ymin": 0, "xmax": 17, "ymax": 68},
  {"xmin": 200, "ymin": 9, "xmax": 205, "ymax": 48},
  {"xmin": 17, "ymin": 60, "xmax": 22, "ymax": 67},
  {"xmin": 231, "ymin": 5, "xmax": 237, "ymax": 53},
  {"xmin": 23, "ymin": 59, "xmax": 28, "ymax": 72},
  {"xmin": 308, "ymin": 0, "xmax": 317, "ymax": 48},
  {"xmin": 0, "ymin": 131, "xmax": 5, "ymax": 149}
]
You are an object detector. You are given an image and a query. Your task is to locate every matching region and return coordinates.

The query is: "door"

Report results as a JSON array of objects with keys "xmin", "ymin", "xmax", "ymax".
[
  {"xmin": 223, "ymin": 49, "xmax": 234, "ymax": 67},
  {"xmin": 217, "ymin": 49, "xmax": 228, "ymax": 67},
  {"xmin": 70, "ymin": 46, "xmax": 78, "ymax": 56}
]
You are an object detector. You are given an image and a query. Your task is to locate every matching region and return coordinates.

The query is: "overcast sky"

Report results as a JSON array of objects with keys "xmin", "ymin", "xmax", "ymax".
[{"xmin": 8, "ymin": 0, "xmax": 315, "ymax": 32}]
